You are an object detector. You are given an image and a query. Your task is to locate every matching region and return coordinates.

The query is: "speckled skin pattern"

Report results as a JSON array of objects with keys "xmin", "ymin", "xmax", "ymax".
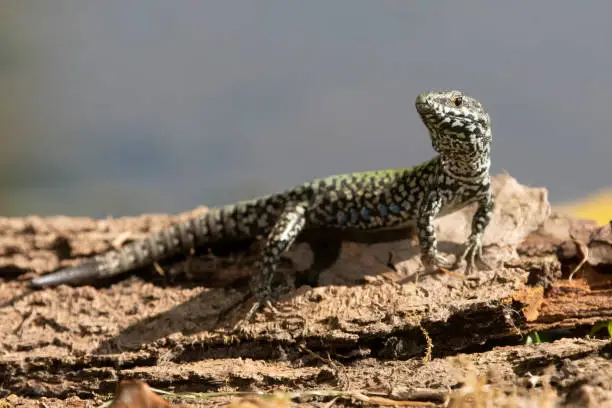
[{"xmin": 31, "ymin": 90, "xmax": 494, "ymax": 327}]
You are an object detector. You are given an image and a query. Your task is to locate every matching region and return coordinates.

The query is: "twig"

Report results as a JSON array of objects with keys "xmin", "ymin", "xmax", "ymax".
[{"xmin": 568, "ymin": 237, "xmax": 589, "ymax": 280}]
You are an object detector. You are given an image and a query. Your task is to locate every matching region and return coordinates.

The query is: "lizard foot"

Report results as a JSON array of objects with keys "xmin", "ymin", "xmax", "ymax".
[
  {"xmin": 231, "ymin": 297, "xmax": 280, "ymax": 332},
  {"xmin": 452, "ymin": 240, "xmax": 490, "ymax": 275},
  {"xmin": 421, "ymin": 252, "xmax": 454, "ymax": 274}
]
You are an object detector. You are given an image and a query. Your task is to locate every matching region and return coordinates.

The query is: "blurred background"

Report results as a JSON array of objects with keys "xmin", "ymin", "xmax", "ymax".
[{"xmin": 1, "ymin": 1, "xmax": 611, "ymax": 222}]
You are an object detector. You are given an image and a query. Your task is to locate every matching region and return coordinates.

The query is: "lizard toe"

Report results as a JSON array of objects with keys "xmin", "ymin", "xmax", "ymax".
[
  {"xmin": 435, "ymin": 253, "xmax": 454, "ymax": 269},
  {"xmin": 232, "ymin": 294, "xmax": 283, "ymax": 332},
  {"xmin": 458, "ymin": 244, "xmax": 492, "ymax": 275},
  {"xmin": 231, "ymin": 300, "xmax": 261, "ymax": 332}
]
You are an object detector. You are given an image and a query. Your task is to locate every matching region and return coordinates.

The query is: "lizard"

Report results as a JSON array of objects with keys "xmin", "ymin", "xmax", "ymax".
[{"xmin": 30, "ymin": 90, "xmax": 494, "ymax": 328}]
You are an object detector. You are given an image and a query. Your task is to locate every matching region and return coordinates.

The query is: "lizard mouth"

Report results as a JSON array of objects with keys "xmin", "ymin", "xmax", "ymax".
[
  {"xmin": 415, "ymin": 101, "xmax": 428, "ymax": 113},
  {"xmin": 414, "ymin": 92, "xmax": 431, "ymax": 112},
  {"xmin": 415, "ymin": 93, "xmax": 440, "ymax": 119},
  {"xmin": 414, "ymin": 101, "xmax": 432, "ymax": 118}
]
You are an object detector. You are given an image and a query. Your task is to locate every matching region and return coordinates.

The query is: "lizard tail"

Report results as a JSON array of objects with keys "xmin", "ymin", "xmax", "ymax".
[
  {"xmin": 30, "ymin": 199, "xmax": 277, "ymax": 288},
  {"xmin": 29, "ymin": 210, "xmax": 213, "ymax": 288},
  {"xmin": 30, "ymin": 260, "xmax": 104, "ymax": 287}
]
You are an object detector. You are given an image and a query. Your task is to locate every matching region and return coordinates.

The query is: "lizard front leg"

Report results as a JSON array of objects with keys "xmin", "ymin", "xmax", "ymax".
[
  {"xmin": 417, "ymin": 193, "xmax": 452, "ymax": 271},
  {"xmin": 453, "ymin": 192, "xmax": 494, "ymax": 274},
  {"xmin": 234, "ymin": 202, "xmax": 307, "ymax": 330}
]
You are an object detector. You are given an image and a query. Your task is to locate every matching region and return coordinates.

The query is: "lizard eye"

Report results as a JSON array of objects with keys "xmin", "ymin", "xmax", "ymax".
[{"xmin": 453, "ymin": 96, "xmax": 463, "ymax": 107}]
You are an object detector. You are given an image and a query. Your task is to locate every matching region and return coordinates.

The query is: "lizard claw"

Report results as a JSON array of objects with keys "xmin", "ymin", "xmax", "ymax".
[
  {"xmin": 231, "ymin": 297, "xmax": 280, "ymax": 332},
  {"xmin": 421, "ymin": 252, "xmax": 454, "ymax": 273},
  {"xmin": 453, "ymin": 238, "xmax": 490, "ymax": 275}
]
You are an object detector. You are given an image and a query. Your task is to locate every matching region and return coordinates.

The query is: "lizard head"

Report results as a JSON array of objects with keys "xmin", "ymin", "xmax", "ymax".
[{"xmin": 415, "ymin": 90, "xmax": 491, "ymax": 159}]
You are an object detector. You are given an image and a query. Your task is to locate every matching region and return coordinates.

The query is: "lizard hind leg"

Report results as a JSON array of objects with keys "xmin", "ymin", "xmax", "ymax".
[{"xmin": 233, "ymin": 202, "xmax": 308, "ymax": 330}]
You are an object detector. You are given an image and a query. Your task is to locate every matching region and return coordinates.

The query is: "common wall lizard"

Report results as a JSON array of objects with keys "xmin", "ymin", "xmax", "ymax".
[{"xmin": 31, "ymin": 90, "xmax": 494, "ymax": 327}]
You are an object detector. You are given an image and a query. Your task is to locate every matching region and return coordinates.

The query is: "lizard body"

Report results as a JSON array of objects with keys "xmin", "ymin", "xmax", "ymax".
[{"xmin": 31, "ymin": 90, "xmax": 494, "ymax": 326}]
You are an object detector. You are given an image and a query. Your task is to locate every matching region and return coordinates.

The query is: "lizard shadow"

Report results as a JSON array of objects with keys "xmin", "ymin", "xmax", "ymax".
[{"xmin": 93, "ymin": 230, "xmax": 465, "ymax": 354}]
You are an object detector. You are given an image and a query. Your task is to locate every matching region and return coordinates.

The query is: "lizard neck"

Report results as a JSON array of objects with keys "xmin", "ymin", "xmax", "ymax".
[{"xmin": 439, "ymin": 146, "xmax": 491, "ymax": 184}]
